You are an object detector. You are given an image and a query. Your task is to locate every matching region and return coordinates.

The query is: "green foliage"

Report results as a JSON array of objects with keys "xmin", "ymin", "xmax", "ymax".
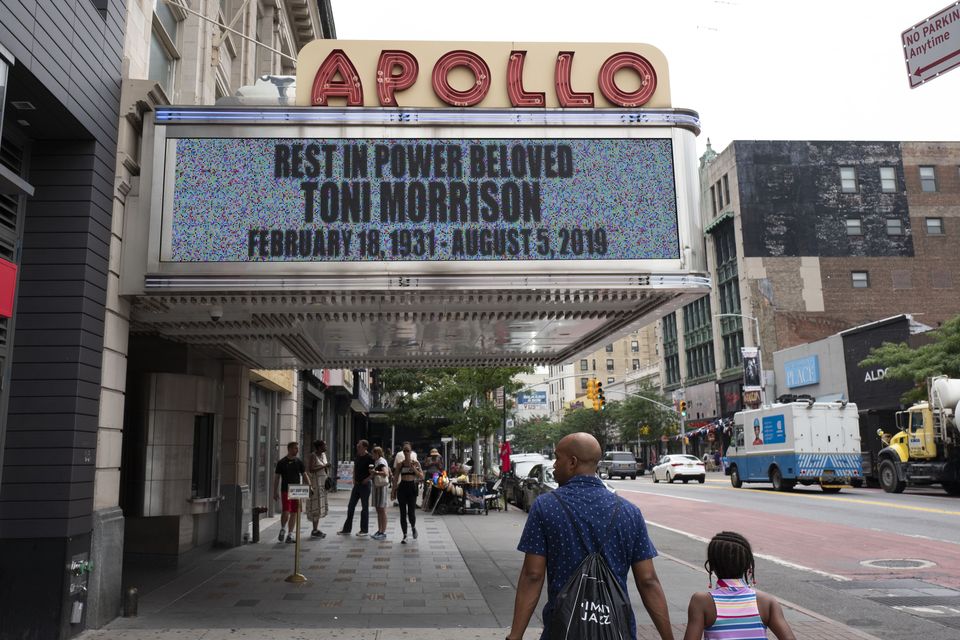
[
  {"xmin": 859, "ymin": 314, "xmax": 960, "ymax": 402},
  {"xmin": 510, "ymin": 417, "xmax": 568, "ymax": 453},
  {"xmin": 560, "ymin": 408, "xmax": 610, "ymax": 449},
  {"xmin": 607, "ymin": 384, "xmax": 679, "ymax": 443},
  {"xmin": 377, "ymin": 366, "xmax": 533, "ymax": 440}
]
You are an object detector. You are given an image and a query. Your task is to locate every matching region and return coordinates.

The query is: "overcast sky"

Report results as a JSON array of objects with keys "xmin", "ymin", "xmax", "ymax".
[{"xmin": 329, "ymin": 0, "xmax": 959, "ymax": 155}]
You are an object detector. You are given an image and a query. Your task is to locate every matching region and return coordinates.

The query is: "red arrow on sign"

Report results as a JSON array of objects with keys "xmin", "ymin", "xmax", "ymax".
[{"xmin": 914, "ymin": 47, "xmax": 960, "ymax": 76}]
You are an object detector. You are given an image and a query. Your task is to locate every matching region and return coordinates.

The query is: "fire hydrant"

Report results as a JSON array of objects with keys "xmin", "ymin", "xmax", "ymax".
[{"xmin": 251, "ymin": 506, "xmax": 268, "ymax": 543}]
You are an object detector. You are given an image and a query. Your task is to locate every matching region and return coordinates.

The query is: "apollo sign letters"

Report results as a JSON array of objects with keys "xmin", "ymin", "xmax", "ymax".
[{"xmin": 294, "ymin": 41, "xmax": 671, "ymax": 109}]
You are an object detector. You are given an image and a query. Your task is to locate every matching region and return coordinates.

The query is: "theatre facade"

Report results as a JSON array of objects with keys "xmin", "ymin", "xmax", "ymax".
[{"xmin": 2, "ymin": 31, "xmax": 707, "ymax": 638}]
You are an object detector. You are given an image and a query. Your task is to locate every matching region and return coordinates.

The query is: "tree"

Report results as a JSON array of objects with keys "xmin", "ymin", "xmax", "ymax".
[
  {"xmin": 860, "ymin": 314, "xmax": 960, "ymax": 402},
  {"xmin": 376, "ymin": 366, "xmax": 533, "ymax": 440},
  {"xmin": 510, "ymin": 417, "xmax": 567, "ymax": 454},
  {"xmin": 608, "ymin": 384, "xmax": 678, "ymax": 444},
  {"xmin": 560, "ymin": 408, "xmax": 611, "ymax": 449}
]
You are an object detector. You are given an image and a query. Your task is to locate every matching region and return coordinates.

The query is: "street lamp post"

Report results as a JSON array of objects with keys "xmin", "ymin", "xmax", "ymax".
[{"xmin": 714, "ymin": 313, "xmax": 765, "ymax": 407}]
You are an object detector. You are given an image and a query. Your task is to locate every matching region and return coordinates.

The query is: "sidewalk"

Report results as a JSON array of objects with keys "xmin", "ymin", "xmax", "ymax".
[{"xmin": 78, "ymin": 489, "xmax": 878, "ymax": 640}]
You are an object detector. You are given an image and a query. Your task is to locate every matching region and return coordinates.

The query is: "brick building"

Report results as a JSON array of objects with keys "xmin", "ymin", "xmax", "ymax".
[{"xmin": 660, "ymin": 140, "xmax": 960, "ymax": 417}]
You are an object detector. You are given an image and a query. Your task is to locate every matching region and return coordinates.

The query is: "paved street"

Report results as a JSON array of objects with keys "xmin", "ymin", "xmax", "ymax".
[
  {"xmin": 70, "ymin": 481, "xmax": 943, "ymax": 640},
  {"xmin": 607, "ymin": 473, "xmax": 960, "ymax": 638}
]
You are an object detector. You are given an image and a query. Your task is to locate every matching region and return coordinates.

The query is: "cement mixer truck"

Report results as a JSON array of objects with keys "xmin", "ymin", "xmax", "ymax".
[{"xmin": 876, "ymin": 376, "xmax": 960, "ymax": 495}]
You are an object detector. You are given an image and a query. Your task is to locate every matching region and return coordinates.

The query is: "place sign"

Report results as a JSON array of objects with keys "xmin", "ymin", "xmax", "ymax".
[{"xmin": 294, "ymin": 41, "xmax": 671, "ymax": 109}]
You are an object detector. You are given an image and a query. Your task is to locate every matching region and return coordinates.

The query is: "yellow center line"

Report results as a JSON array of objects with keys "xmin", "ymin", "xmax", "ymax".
[{"xmin": 650, "ymin": 480, "xmax": 960, "ymax": 517}]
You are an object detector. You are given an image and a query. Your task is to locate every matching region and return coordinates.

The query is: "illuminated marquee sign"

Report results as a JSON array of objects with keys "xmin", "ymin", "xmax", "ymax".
[
  {"xmin": 294, "ymin": 41, "xmax": 671, "ymax": 109},
  {"xmin": 166, "ymin": 136, "xmax": 679, "ymax": 263}
]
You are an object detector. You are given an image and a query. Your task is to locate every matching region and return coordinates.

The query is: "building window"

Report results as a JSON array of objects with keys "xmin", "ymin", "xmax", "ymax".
[
  {"xmin": 592, "ymin": 359, "xmax": 596, "ymax": 371},
  {"xmin": 845, "ymin": 217, "xmax": 862, "ymax": 236},
  {"xmin": 722, "ymin": 174, "xmax": 730, "ymax": 204},
  {"xmin": 605, "ymin": 344, "xmax": 613, "ymax": 352},
  {"xmin": 852, "ymin": 271, "xmax": 870, "ymax": 288},
  {"xmin": 885, "ymin": 218, "xmax": 903, "ymax": 236},
  {"xmin": 926, "ymin": 217, "xmax": 944, "ymax": 235},
  {"xmin": 880, "ymin": 167, "xmax": 897, "ymax": 193},
  {"xmin": 192, "ymin": 414, "xmax": 216, "ymax": 498},
  {"xmin": 663, "ymin": 312, "xmax": 680, "ymax": 386},
  {"xmin": 683, "ymin": 296, "xmax": 715, "ymax": 380},
  {"xmin": 840, "ymin": 167, "xmax": 858, "ymax": 193},
  {"xmin": 711, "ymin": 218, "xmax": 744, "ymax": 372},
  {"xmin": 606, "ymin": 359, "xmax": 614, "ymax": 372},
  {"xmin": 632, "ymin": 359, "xmax": 640, "ymax": 370},
  {"xmin": 919, "ymin": 166, "xmax": 937, "ymax": 192},
  {"xmin": 710, "ymin": 185, "xmax": 718, "ymax": 215},
  {"xmin": 607, "ymin": 377, "xmax": 615, "ymax": 384},
  {"xmin": 631, "ymin": 340, "xmax": 639, "ymax": 352},
  {"xmin": 580, "ymin": 359, "xmax": 588, "ymax": 371},
  {"xmin": 580, "ymin": 378, "xmax": 588, "ymax": 390},
  {"xmin": 149, "ymin": 0, "xmax": 183, "ymax": 96}
]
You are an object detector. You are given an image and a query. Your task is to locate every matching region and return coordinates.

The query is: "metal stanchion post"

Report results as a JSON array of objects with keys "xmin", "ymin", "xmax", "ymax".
[{"xmin": 286, "ymin": 485, "xmax": 308, "ymax": 583}]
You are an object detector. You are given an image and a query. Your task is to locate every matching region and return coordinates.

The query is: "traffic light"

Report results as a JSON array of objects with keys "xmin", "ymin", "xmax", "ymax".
[
  {"xmin": 678, "ymin": 400, "xmax": 688, "ymax": 418},
  {"xmin": 597, "ymin": 382, "xmax": 605, "ymax": 411},
  {"xmin": 587, "ymin": 378, "xmax": 597, "ymax": 400}
]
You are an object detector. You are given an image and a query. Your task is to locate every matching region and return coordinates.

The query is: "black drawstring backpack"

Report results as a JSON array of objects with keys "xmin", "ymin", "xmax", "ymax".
[{"xmin": 548, "ymin": 493, "xmax": 633, "ymax": 640}]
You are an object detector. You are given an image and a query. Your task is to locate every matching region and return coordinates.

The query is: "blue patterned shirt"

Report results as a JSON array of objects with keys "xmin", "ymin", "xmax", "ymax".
[{"xmin": 517, "ymin": 474, "xmax": 657, "ymax": 639}]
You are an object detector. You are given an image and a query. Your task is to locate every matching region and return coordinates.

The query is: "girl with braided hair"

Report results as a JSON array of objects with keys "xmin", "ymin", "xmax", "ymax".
[{"xmin": 682, "ymin": 531, "xmax": 795, "ymax": 640}]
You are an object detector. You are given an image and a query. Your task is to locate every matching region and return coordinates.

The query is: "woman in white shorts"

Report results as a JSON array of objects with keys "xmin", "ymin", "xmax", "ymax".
[{"xmin": 371, "ymin": 446, "xmax": 390, "ymax": 539}]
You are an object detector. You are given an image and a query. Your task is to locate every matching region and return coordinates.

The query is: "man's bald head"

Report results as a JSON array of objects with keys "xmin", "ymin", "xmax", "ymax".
[{"xmin": 553, "ymin": 433, "xmax": 602, "ymax": 484}]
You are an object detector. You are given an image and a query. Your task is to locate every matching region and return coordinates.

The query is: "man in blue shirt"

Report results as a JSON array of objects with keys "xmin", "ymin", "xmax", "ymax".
[{"xmin": 507, "ymin": 432, "xmax": 674, "ymax": 640}]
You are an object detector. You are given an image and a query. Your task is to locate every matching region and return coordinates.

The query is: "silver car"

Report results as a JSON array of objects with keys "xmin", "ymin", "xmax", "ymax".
[{"xmin": 599, "ymin": 451, "xmax": 640, "ymax": 479}]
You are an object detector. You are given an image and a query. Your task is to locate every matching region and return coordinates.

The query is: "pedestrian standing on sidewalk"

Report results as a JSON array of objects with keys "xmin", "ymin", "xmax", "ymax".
[
  {"xmin": 273, "ymin": 442, "xmax": 308, "ymax": 544},
  {"xmin": 683, "ymin": 531, "xmax": 795, "ymax": 640},
  {"xmin": 421, "ymin": 448, "xmax": 444, "ymax": 506},
  {"xmin": 306, "ymin": 440, "xmax": 330, "ymax": 538},
  {"xmin": 392, "ymin": 442, "xmax": 423, "ymax": 543},
  {"xmin": 337, "ymin": 440, "xmax": 375, "ymax": 537},
  {"xmin": 371, "ymin": 446, "xmax": 390, "ymax": 540},
  {"xmin": 507, "ymin": 432, "xmax": 674, "ymax": 640},
  {"xmin": 393, "ymin": 445, "xmax": 417, "ymax": 507}
]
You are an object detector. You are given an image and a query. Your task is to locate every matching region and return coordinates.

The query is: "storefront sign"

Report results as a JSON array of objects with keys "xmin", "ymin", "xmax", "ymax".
[
  {"xmin": 166, "ymin": 137, "xmax": 679, "ymax": 263},
  {"xmin": 841, "ymin": 318, "xmax": 915, "ymax": 412},
  {"xmin": 295, "ymin": 41, "xmax": 670, "ymax": 109},
  {"xmin": 784, "ymin": 355, "xmax": 820, "ymax": 388},
  {"xmin": 517, "ymin": 391, "xmax": 548, "ymax": 408}
]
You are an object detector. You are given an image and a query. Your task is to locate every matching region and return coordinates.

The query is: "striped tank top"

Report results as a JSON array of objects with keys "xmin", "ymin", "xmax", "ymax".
[{"xmin": 703, "ymin": 578, "xmax": 767, "ymax": 639}]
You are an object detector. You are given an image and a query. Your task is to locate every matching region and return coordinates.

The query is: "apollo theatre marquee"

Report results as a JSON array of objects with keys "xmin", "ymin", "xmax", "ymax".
[{"xmin": 122, "ymin": 41, "xmax": 710, "ymax": 369}]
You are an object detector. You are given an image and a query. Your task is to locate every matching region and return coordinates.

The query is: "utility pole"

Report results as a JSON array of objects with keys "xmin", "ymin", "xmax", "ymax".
[{"xmin": 680, "ymin": 412, "xmax": 686, "ymax": 455}]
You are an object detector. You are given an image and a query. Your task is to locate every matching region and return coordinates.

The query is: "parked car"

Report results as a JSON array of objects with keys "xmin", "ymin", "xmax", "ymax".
[
  {"xmin": 598, "ymin": 451, "xmax": 641, "ymax": 479},
  {"xmin": 516, "ymin": 463, "xmax": 618, "ymax": 512},
  {"xmin": 502, "ymin": 453, "xmax": 547, "ymax": 506},
  {"xmin": 651, "ymin": 454, "xmax": 706, "ymax": 483}
]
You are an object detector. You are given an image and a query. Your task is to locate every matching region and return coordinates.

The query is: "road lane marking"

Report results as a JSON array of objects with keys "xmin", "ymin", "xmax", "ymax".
[
  {"xmin": 647, "ymin": 520, "xmax": 851, "ymax": 582},
  {"xmin": 641, "ymin": 479, "xmax": 960, "ymax": 516},
  {"xmin": 655, "ymin": 551, "xmax": 880, "ymax": 638},
  {"xmin": 617, "ymin": 489, "xmax": 710, "ymax": 503},
  {"xmin": 871, "ymin": 528, "xmax": 960, "ymax": 547}
]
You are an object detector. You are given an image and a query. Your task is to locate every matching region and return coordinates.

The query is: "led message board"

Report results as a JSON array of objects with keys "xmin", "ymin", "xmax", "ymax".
[{"xmin": 166, "ymin": 137, "xmax": 679, "ymax": 263}]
